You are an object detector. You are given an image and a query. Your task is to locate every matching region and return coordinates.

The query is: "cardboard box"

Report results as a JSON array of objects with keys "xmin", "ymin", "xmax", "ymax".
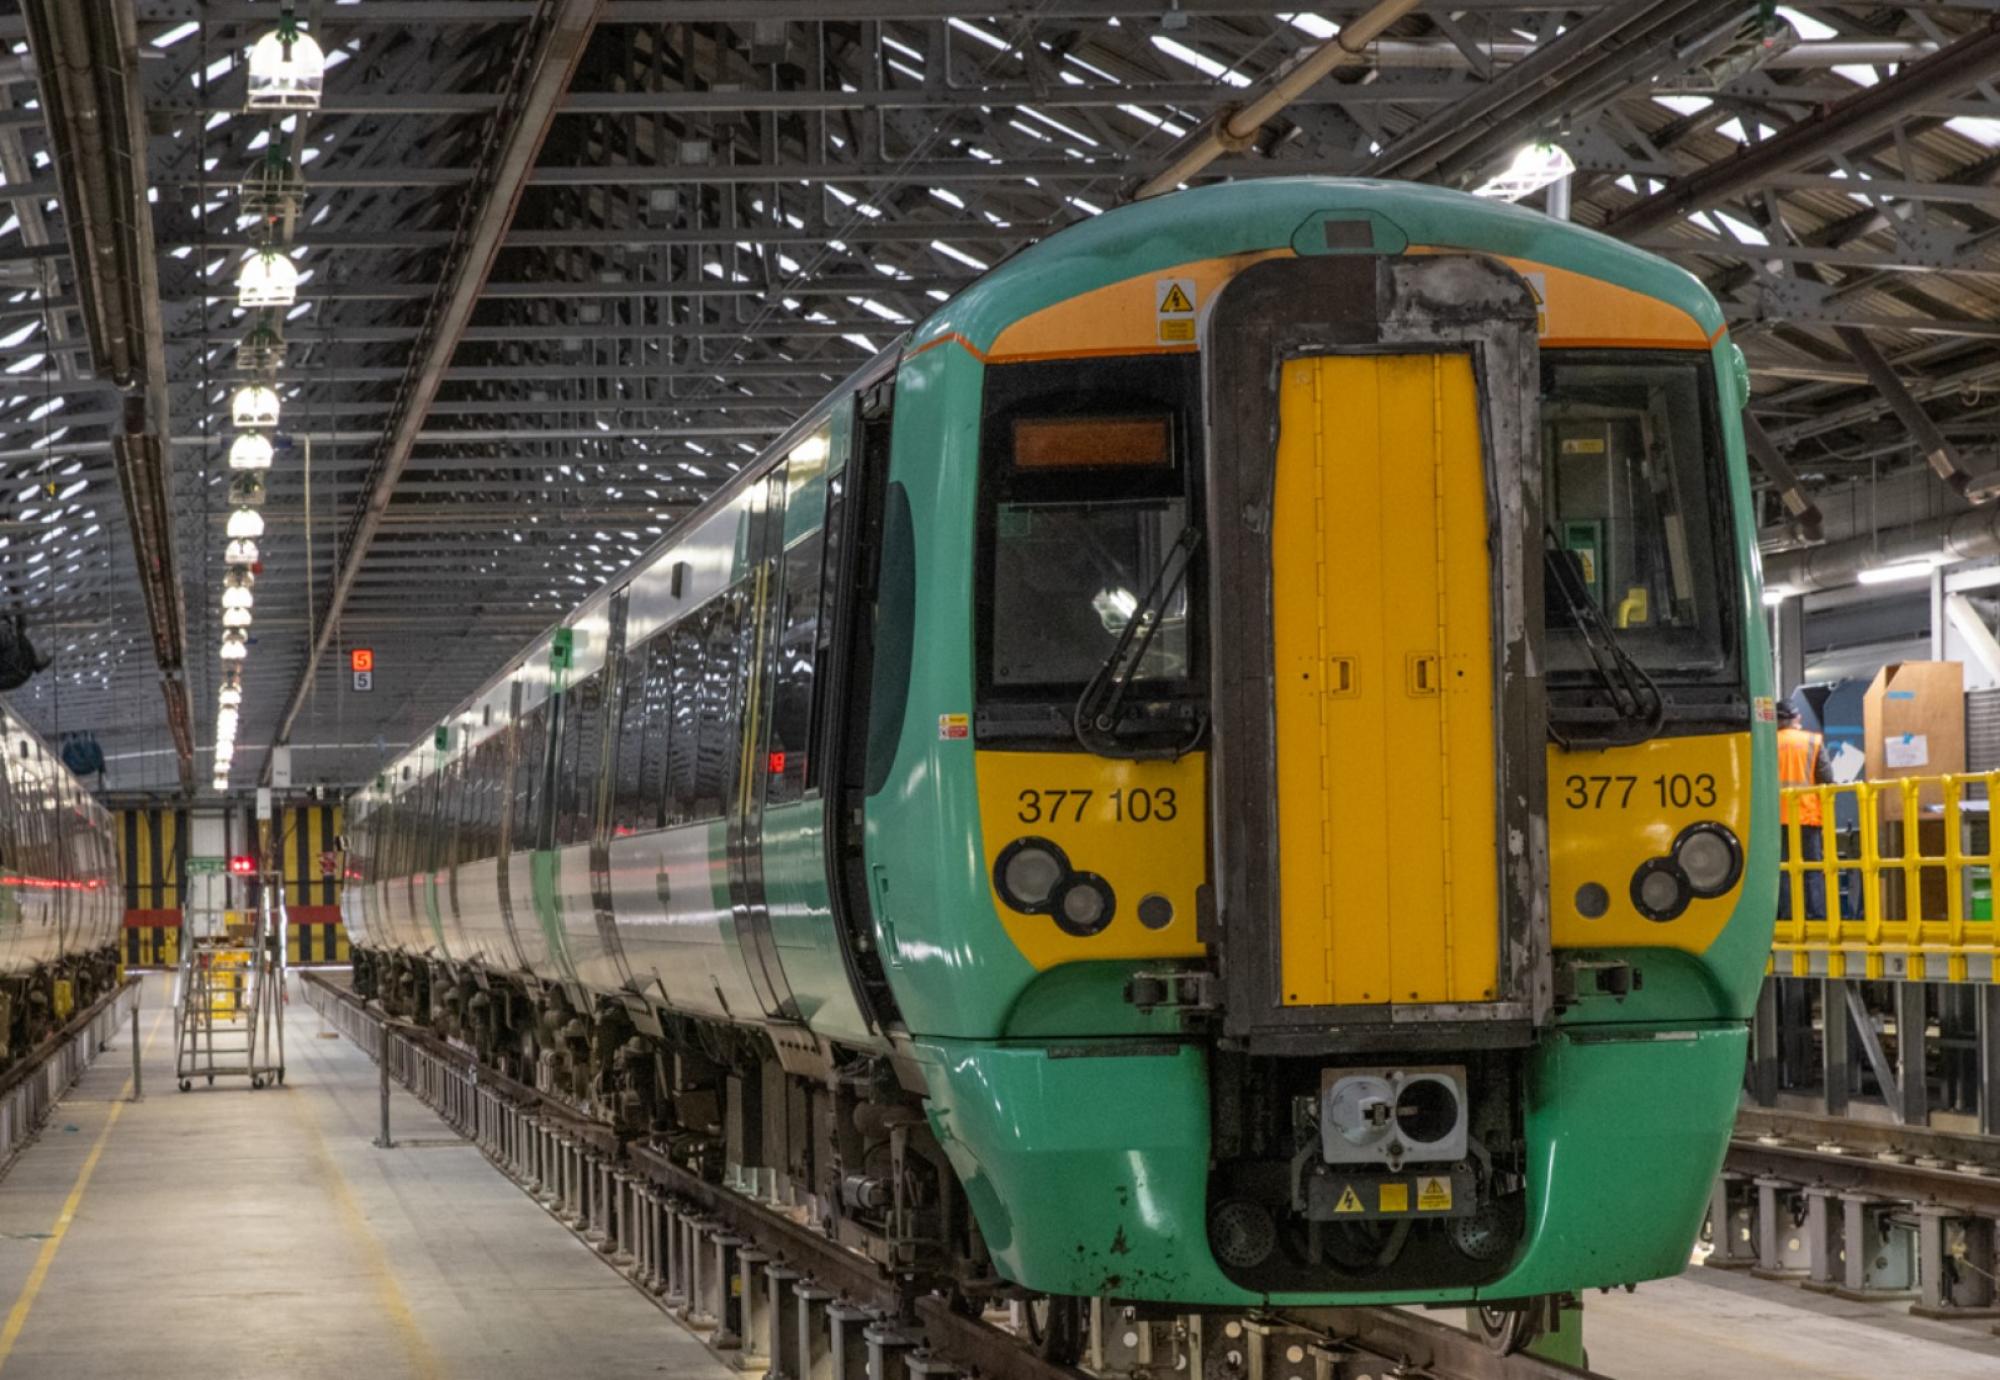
[{"xmin": 1863, "ymin": 661, "xmax": 1964, "ymax": 821}]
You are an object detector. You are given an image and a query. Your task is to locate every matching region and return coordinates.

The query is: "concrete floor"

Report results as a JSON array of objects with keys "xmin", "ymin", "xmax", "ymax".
[
  {"xmin": 0, "ymin": 973, "xmax": 733, "ymax": 1380},
  {"xmin": 1585, "ymin": 1263, "xmax": 2000, "ymax": 1379},
  {"xmin": 2, "ymin": 974, "xmax": 1995, "ymax": 1379}
]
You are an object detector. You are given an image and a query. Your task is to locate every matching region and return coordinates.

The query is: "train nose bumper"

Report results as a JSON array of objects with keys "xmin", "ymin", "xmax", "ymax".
[{"xmin": 913, "ymin": 1022, "xmax": 1745, "ymax": 1305}]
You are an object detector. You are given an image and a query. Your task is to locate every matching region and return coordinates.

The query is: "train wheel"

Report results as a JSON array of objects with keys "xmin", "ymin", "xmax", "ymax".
[
  {"xmin": 1026, "ymin": 1295, "xmax": 1083, "ymax": 1367},
  {"xmin": 1475, "ymin": 1299, "xmax": 1547, "ymax": 1355}
]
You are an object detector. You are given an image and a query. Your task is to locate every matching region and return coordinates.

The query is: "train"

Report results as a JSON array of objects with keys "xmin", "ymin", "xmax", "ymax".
[
  {"xmin": 343, "ymin": 177, "xmax": 1775, "ymax": 1338},
  {"xmin": 0, "ymin": 699, "xmax": 122, "ymax": 1058}
]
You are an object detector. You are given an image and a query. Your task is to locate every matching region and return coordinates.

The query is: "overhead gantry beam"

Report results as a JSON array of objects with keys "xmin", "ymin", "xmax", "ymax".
[
  {"xmin": 270, "ymin": 0, "xmax": 605, "ymax": 757},
  {"xmin": 21, "ymin": 0, "xmax": 195, "ymax": 790},
  {"xmin": 1604, "ymin": 16, "xmax": 2000, "ymax": 239}
]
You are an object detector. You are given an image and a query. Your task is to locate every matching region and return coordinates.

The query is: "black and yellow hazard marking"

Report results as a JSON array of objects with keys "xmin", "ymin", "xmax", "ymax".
[
  {"xmin": 287, "ymin": 923, "xmax": 351, "ymax": 965},
  {"xmin": 276, "ymin": 803, "xmax": 344, "ymax": 907},
  {"xmin": 120, "ymin": 926, "xmax": 180, "ymax": 969},
  {"xmin": 117, "ymin": 808, "xmax": 188, "ymax": 913}
]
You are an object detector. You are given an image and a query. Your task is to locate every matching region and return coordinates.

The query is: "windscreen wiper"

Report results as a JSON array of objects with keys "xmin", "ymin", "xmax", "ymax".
[
  {"xmin": 1543, "ymin": 526, "xmax": 1667, "ymax": 749},
  {"xmin": 1073, "ymin": 524, "xmax": 1204, "ymax": 760}
]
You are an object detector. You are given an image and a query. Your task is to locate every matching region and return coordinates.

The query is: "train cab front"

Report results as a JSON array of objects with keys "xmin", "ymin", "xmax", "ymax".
[
  {"xmin": 1190, "ymin": 251, "xmax": 1762, "ymax": 1300},
  {"xmin": 918, "ymin": 229, "xmax": 1766, "ymax": 1307}
]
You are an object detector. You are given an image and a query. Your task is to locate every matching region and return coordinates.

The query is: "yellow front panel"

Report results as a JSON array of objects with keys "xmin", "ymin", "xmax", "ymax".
[
  {"xmin": 976, "ymin": 751, "xmax": 1206, "ymax": 970},
  {"xmin": 1547, "ymin": 734, "xmax": 1753, "ymax": 953},
  {"xmin": 1272, "ymin": 353, "xmax": 1499, "ymax": 1007}
]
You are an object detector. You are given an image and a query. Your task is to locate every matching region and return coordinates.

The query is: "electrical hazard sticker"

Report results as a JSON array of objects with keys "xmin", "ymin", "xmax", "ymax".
[
  {"xmin": 938, "ymin": 713, "xmax": 970, "ymax": 741},
  {"xmin": 1417, "ymin": 1175, "xmax": 1453, "ymax": 1212},
  {"xmin": 1753, "ymin": 696, "xmax": 1776, "ymax": 723},
  {"xmin": 1377, "ymin": 1182, "xmax": 1409, "ymax": 1213},
  {"xmin": 1331, "ymin": 1184, "xmax": 1364, "ymax": 1215},
  {"xmin": 1156, "ymin": 278, "xmax": 1197, "ymax": 344}
]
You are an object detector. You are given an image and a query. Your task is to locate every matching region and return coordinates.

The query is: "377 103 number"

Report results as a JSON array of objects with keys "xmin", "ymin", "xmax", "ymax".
[
  {"xmin": 1562, "ymin": 773, "xmax": 1716, "ymax": 809},
  {"xmin": 1017, "ymin": 787, "xmax": 1177, "ymax": 824}
]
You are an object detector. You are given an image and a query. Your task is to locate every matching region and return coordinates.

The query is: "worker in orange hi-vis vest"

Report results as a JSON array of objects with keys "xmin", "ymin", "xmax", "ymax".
[{"xmin": 1776, "ymin": 700, "xmax": 1830, "ymax": 920}]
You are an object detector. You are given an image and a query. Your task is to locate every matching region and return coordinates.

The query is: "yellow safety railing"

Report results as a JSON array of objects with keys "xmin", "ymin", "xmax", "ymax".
[{"xmin": 1774, "ymin": 772, "xmax": 2000, "ymax": 982}]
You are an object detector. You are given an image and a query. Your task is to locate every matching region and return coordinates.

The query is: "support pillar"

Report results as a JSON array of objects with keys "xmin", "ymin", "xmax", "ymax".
[
  {"xmin": 1823, "ymin": 978, "xmax": 1852, "ymax": 1117},
  {"xmin": 1897, "ymin": 981, "xmax": 1930, "ymax": 1127}
]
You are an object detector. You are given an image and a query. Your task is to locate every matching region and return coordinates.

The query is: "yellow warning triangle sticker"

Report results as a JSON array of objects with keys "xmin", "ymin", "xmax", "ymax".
[
  {"xmin": 1332, "ymin": 1184, "xmax": 1364, "ymax": 1214},
  {"xmin": 1159, "ymin": 283, "xmax": 1195, "ymax": 314},
  {"xmin": 1417, "ymin": 1175, "xmax": 1453, "ymax": 1211}
]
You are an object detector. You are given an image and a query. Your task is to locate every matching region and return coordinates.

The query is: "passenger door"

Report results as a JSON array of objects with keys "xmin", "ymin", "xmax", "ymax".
[{"xmin": 1204, "ymin": 253, "xmax": 1552, "ymax": 1051}]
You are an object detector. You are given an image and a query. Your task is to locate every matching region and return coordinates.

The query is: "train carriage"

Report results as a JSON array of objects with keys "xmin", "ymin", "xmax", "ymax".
[
  {"xmin": 345, "ymin": 177, "xmax": 1775, "ymax": 1316},
  {"xmin": 0, "ymin": 702, "xmax": 121, "ymax": 1054}
]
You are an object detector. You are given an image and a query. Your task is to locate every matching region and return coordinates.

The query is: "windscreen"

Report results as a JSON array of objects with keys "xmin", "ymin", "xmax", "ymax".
[
  {"xmin": 978, "ymin": 354, "xmax": 1203, "ymax": 740},
  {"xmin": 1542, "ymin": 351, "xmax": 1737, "ymax": 683}
]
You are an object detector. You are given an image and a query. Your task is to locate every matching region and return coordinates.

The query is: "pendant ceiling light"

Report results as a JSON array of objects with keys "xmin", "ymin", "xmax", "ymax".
[
  {"xmin": 247, "ymin": 20, "xmax": 326, "ymax": 111},
  {"xmin": 228, "ymin": 433, "xmax": 273, "ymax": 471},
  {"xmin": 231, "ymin": 384, "xmax": 280, "ymax": 429},
  {"xmin": 226, "ymin": 507, "xmax": 266, "ymax": 540},
  {"xmin": 236, "ymin": 247, "xmax": 300, "ymax": 308}
]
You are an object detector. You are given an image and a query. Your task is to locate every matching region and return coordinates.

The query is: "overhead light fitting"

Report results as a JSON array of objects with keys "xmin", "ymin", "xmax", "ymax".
[
  {"xmin": 1761, "ymin": 585, "xmax": 1797, "ymax": 606},
  {"xmin": 1857, "ymin": 558, "xmax": 1946, "ymax": 585},
  {"xmin": 220, "ymin": 633, "xmax": 248, "ymax": 661},
  {"xmin": 1474, "ymin": 142, "xmax": 1577, "ymax": 203},
  {"xmin": 246, "ymin": 19, "xmax": 326, "ymax": 112},
  {"xmin": 226, "ymin": 507, "xmax": 266, "ymax": 540},
  {"xmin": 236, "ymin": 247, "xmax": 300, "ymax": 308},
  {"xmin": 225, "ymin": 538, "xmax": 260, "ymax": 566},
  {"xmin": 231, "ymin": 384, "xmax": 281, "ymax": 429},
  {"xmin": 222, "ymin": 586, "xmax": 253, "ymax": 611},
  {"xmin": 226, "ymin": 568, "xmax": 255, "ymax": 591},
  {"xmin": 218, "ymin": 685, "xmax": 243, "ymax": 708},
  {"xmin": 223, "ymin": 606, "xmax": 253, "ymax": 629},
  {"xmin": 228, "ymin": 433, "xmax": 274, "ymax": 471}
]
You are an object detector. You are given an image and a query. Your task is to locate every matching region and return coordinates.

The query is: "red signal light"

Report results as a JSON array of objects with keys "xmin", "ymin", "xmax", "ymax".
[
  {"xmin": 349, "ymin": 648, "xmax": 374, "ymax": 672},
  {"xmin": 227, "ymin": 855, "xmax": 256, "ymax": 876}
]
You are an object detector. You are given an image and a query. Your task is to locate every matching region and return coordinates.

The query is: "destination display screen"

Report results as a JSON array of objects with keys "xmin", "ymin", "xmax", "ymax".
[{"xmin": 1012, "ymin": 415, "xmax": 1171, "ymax": 470}]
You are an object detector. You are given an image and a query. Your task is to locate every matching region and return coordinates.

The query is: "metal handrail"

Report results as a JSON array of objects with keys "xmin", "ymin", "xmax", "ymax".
[{"xmin": 1775, "ymin": 771, "xmax": 2000, "ymax": 981}]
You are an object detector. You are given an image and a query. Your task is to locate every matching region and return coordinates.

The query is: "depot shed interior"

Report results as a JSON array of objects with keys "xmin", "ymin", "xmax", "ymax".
[{"xmin": 0, "ymin": 3, "xmax": 1995, "ymax": 1379}]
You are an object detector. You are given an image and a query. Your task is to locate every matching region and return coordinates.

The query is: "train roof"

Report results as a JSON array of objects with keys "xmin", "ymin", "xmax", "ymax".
[{"xmin": 358, "ymin": 177, "xmax": 1728, "ymax": 805}]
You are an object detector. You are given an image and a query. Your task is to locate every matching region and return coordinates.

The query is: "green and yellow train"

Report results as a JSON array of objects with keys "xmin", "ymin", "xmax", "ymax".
[{"xmin": 345, "ymin": 177, "xmax": 1775, "ymax": 1319}]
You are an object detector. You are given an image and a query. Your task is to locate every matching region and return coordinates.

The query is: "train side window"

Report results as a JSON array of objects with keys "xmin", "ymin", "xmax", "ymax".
[
  {"xmin": 554, "ymin": 671, "xmax": 604, "ymax": 847},
  {"xmin": 693, "ymin": 588, "xmax": 748, "ymax": 820},
  {"xmin": 511, "ymin": 702, "xmax": 548, "ymax": 847},
  {"xmin": 613, "ymin": 629, "xmax": 673, "ymax": 835},
  {"xmin": 683, "ymin": 587, "xmax": 748, "ymax": 822},
  {"xmin": 664, "ymin": 609, "xmax": 708, "ymax": 826},
  {"xmin": 766, "ymin": 529, "xmax": 826, "ymax": 807}
]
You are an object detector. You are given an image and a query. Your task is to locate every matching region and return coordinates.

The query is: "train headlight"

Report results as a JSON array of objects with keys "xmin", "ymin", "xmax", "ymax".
[
  {"xmin": 995, "ymin": 837, "xmax": 1068, "ymax": 911},
  {"xmin": 1673, "ymin": 822, "xmax": 1742, "ymax": 898},
  {"xmin": 1630, "ymin": 857, "xmax": 1691, "ymax": 923},
  {"xmin": 1053, "ymin": 873, "xmax": 1115, "ymax": 937}
]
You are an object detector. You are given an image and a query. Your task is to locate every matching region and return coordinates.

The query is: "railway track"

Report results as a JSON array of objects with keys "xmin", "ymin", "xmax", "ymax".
[
  {"xmin": 1715, "ymin": 1107, "xmax": 2000, "ymax": 1313},
  {"xmin": 299, "ymin": 971, "xmax": 1608, "ymax": 1380},
  {"xmin": 0, "ymin": 977, "xmax": 141, "ymax": 1181},
  {"xmin": 1727, "ymin": 1109, "xmax": 2000, "ymax": 1218}
]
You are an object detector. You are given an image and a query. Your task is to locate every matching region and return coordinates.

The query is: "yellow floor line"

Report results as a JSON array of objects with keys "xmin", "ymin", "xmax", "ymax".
[
  {"xmin": 0, "ymin": 1000, "xmax": 166, "ymax": 1375},
  {"xmin": 293, "ymin": 1041, "xmax": 446, "ymax": 1380}
]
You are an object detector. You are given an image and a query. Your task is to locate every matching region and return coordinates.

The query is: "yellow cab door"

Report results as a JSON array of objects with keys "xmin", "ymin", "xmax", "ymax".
[{"xmin": 1269, "ymin": 352, "xmax": 1501, "ymax": 1009}]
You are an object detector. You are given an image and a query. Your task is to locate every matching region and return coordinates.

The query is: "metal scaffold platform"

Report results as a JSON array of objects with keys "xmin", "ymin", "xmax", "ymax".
[{"xmin": 173, "ymin": 871, "xmax": 287, "ymax": 1092}]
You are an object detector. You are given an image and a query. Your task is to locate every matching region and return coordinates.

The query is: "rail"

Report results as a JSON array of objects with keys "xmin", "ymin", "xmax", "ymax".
[
  {"xmin": 1775, "ymin": 772, "xmax": 2000, "ymax": 982},
  {"xmin": 0, "ymin": 978, "xmax": 141, "ymax": 1178},
  {"xmin": 299, "ymin": 971, "xmax": 1607, "ymax": 1380},
  {"xmin": 1715, "ymin": 1106, "xmax": 2000, "ymax": 1313}
]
